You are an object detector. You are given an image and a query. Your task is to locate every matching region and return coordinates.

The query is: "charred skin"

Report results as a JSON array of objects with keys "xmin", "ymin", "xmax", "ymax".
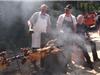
[
  {"xmin": 0, "ymin": 40, "xmax": 60, "ymax": 71},
  {"xmin": 0, "ymin": 39, "xmax": 61, "ymax": 71},
  {"xmin": 20, "ymin": 46, "xmax": 60, "ymax": 71},
  {"xmin": 0, "ymin": 50, "xmax": 24, "ymax": 70},
  {"xmin": 20, "ymin": 48, "xmax": 49, "ymax": 64},
  {"xmin": 0, "ymin": 51, "xmax": 9, "ymax": 70},
  {"xmin": 20, "ymin": 45, "xmax": 60, "ymax": 64}
]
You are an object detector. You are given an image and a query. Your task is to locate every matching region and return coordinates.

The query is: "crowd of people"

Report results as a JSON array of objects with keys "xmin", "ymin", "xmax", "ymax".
[{"xmin": 27, "ymin": 4, "xmax": 100, "ymax": 70}]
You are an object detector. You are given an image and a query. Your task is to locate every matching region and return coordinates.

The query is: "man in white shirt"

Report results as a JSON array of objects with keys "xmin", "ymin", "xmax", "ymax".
[
  {"xmin": 27, "ymin": 4, "xmax": 51, "ymax": 70},
  {"xmin": 56, "ymin": 4, "xmax": 77, "ymax": 69},
  {"xmin": 57, "ymin": 4, "xmax": 77, "ymax": 33},
  {"xmin": 28, "ymin": 4, "xmax": 51, "ymax": 50},
  {"xmin": 56, "ymin": 5, "xmax": 94, "ymax": 69}
]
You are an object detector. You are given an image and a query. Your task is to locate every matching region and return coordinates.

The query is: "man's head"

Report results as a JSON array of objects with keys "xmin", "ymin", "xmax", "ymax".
[
  {"xmin": 40, "ymin": 4, "xmax": 48, "ymax": 15},
  {"xmin": 77, "ymin": 15, "xmax": 84, "ymax": 24},
  {"xmin": 64, "ymin": 4, "xmax": 72, "ymax": 15}
]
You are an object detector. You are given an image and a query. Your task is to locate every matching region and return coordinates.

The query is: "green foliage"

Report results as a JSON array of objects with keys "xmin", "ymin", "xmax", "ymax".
[{"xmin": 77, "ymin": 2, "xmax": 100, "ymax": 12}]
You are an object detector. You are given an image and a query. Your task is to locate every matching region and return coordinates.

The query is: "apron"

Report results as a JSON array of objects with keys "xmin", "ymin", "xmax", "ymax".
[
  {"xmin": 62, "ymin": 15, "xmax": 74, "ymax": 33},
  {"xmin": 62, "ymin": 15, "xmax": 85, "ymax": 64},
  {"xmin": 32, "ymin": 13, "xmax": 48, "ymax": 48}
]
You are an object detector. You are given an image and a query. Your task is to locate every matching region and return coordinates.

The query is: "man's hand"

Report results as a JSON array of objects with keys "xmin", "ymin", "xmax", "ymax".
[
  {"xmin": 27, "ymin": 20, "xmax": 34, "ymax": 35},
  {"xmin": 29, "ymin": 29, "xmax": 34, "ymax": 35}
]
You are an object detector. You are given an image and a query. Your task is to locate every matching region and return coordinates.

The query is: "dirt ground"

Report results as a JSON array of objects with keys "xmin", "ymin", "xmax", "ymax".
[
  {"xmin": 68, "ymin": 32, "xmax": 100, "ymax": 75},
  {"xmin": 0, "ymin": 32, "xmax": 100, "ymax": 75}
]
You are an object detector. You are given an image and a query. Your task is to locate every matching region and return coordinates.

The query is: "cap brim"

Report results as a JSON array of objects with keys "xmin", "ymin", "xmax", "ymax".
[{"xmin": 64, "ymin": 8, "xmax": 71, "ymax": 10}]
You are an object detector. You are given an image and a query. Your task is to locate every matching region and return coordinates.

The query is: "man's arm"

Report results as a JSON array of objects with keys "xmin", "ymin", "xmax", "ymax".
[
  {"xmin": 72, "ymin": 15, "xmax": 77, "ymax": 32},
  {"xmin": 56, "ymin": 15, "xmax": 64, "ymax": 32},
  {"xmin": 27, "ymin": 12, "xmax": 39, "ymax": 32},
  {"xmin": 47, "ymin": 15, "xmax": 51, "ymax": 33},
  {"xmin": 27, "ymin": 20, "xmax": 33, "ymax": 31}
]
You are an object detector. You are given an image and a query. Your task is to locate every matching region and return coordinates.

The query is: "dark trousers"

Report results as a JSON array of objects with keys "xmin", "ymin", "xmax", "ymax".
[
  {"xmin": 78, "ymin": 44, "xmax": 92, "ymax": 64},
  {"xmin": 40, "ymin": 33, "xmax": 53, "ymax": 68},
  {"xmin": 89, "ymin": 40, "xmax": 99, "ymax": 61},
  {"xmin": 85, "ymin": 31, "xmax": 99, "ymax": 61},
  {"xmin": 41, "ymin": 33, "xmax": 53, "ymax": 48},
  {"xmin": 78, "ymin": 43, "xmax": 93, "ymax": 69},
  {"xmin": 78, "ymin": 32, "xmax": 98, "ymax": 62}
]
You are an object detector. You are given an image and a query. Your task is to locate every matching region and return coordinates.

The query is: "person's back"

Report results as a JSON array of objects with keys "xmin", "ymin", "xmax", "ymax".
[{"xmin": 84, "ymin": 12, "xmax": 96, "ymax": 27}]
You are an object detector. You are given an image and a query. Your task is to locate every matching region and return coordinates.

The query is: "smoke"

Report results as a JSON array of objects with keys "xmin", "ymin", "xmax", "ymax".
[
  {"xmin": 0, "ymin": 1, "xmax": 43, "ymax": 26},
  {"xmin": 0, "ymin": 2, "xmax": 20, "ymax": 26},
  {"xmin": 0, "ymin": 1, "xmax": 93, "ymax": 75},
  {"xmin": 38, "ymin": 29, "xmax": 89, "ymax": 75},
  {"xmin": 0, "ymin": 1, "xmax": 46, "ymax": 49}
]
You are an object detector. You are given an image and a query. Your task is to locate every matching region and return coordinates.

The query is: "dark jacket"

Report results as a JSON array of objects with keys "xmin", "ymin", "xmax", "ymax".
[{"xmin": 76, "ymin": 23, "xmax": 88, "ymax": 36}]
